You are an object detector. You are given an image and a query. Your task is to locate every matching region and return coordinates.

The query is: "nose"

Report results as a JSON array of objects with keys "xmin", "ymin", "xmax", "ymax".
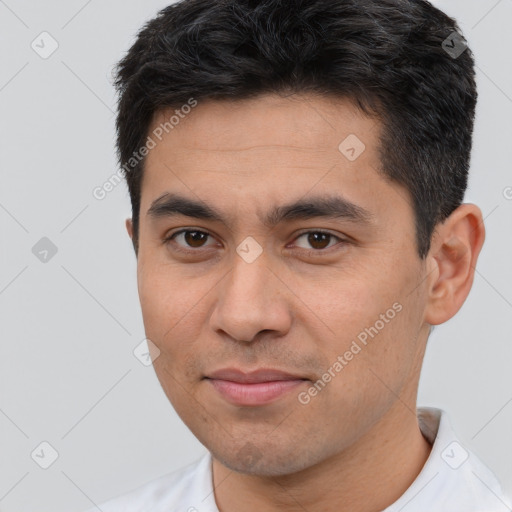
[{"xmin": 209, "ymin": 249, "xmax": 292, "ymax": 343}]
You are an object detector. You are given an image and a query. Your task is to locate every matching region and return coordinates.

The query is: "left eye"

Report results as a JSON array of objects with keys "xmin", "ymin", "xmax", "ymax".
[{"xmin": 292, "ymin": 231, "xmax": 342, "ymax": 251}]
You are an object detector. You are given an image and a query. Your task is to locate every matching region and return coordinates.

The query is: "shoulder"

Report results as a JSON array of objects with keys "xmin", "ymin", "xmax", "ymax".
[{"xmin": 387, "ymin": 407, "xmax": 512, "ymax": 511}]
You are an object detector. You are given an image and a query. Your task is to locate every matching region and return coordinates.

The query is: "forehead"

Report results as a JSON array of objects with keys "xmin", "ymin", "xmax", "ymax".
[
  {"xmin": 139, "ymin": 93, "xmax": 412, "ymax": 232},
  {"xmin": 148, "ymin": 93, "xmax": 378, "ymax": 157},
  {"xmin": 143, "ymin": 94, "xmax": 382, "ymax": 190}
]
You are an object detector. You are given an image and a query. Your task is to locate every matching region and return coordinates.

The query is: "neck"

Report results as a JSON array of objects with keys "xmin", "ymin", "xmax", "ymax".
[{"xmin": 212, "ymin": 401, "xmax": 433, "ymax": 512}]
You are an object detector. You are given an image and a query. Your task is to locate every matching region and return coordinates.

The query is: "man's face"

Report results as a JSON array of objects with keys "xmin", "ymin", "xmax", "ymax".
[{"xmin": 132, "ymin": 94, "xmax": 431, "ymax": 476}]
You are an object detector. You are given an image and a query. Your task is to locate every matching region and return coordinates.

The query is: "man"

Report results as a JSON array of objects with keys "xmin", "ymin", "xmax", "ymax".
[{"xmin": 88, "ymin": 0, "xmax": 512, "ymax": 510}]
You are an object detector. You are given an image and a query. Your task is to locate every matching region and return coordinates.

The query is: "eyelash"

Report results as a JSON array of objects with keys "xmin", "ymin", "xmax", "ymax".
[{"xmin": 163, "ymin": 229, "xmax": 347, "ymax": 257}]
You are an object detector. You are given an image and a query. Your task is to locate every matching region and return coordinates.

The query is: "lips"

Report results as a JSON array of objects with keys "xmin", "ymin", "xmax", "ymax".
[
  {"xmin": 205, "ymin": 368, "xmax": 309, "ymax": 406},
  {"xmin": 205, "ymin": 367, "xmax": 307, "ymax": 383}
]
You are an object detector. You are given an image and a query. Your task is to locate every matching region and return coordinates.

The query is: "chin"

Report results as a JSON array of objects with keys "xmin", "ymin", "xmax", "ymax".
[{"xmin": 212, "ymin": 443, "xmax": 319, "ymax": 477}]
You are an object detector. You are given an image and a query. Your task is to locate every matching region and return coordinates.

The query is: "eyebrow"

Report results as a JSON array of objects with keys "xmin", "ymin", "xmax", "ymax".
[{"xmin": 147, "ymin": 192, "xmax": 375, "ymax": 228}]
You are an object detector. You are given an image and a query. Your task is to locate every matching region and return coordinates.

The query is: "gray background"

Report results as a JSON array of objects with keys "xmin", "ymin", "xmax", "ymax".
[{"xmin": 0, "ymin": 1, "xmax": 511, "ymax": 511}]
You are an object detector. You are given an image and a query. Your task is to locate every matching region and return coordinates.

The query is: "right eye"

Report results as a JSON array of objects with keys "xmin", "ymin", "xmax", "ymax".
[{"xmin": 163, "ymin": 229, "xmax": 219, "ymax": 253}]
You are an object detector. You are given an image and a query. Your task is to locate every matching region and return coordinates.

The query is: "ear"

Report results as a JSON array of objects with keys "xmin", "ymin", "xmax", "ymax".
[
  {"xmin": 125, "ymin": 218, "xmax": 138, "ymax": 256},
  {"xmin": 424, "ymin": 203, "xmax": 485, "ymax": 325},
  {"xmin": 125, "ymin": 218, "xmax": 133, "ymax": 239}
]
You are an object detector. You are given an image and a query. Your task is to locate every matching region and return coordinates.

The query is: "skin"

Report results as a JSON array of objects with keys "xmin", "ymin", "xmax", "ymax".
[{"xmin": 125, "ymin": 93, "xmax": 485, "ymax": 512}]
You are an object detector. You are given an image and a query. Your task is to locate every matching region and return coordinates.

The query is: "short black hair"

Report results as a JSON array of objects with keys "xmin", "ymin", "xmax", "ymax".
[{"xmin": 113, "ymin": 0, "xmax": 477, "ymax": 258}]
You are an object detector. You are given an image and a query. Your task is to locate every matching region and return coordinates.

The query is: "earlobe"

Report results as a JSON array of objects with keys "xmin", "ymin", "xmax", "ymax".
[{"xmin": 424, "ymin": 204, "xmax": 485, "ymax": 326}]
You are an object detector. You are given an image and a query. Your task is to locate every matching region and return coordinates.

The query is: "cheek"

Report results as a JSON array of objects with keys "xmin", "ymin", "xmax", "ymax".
[
  {"xmin": 291, "ymin": 267, "xmax": 397, "ymax": 338},
  {"xmin": 136, "ymin": 262, "xmax": 221, "ymax": 385},
  {"xmin": 137, "ymin": 263, "xmax": 199, "ymax": 344},
  {"xmin": 293, "ymin": 265, "xmax": 418, "ymax": 384}
]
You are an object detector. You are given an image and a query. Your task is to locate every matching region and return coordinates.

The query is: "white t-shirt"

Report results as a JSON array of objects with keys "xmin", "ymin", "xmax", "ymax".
[{"xmin": 86, "ymin": 407, "xmax": 512, "ymax": 511}]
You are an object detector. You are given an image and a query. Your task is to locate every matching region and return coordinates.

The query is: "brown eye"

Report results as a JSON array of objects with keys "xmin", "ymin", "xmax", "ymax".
[
  {"xmin": 307, "ymin": 232, "xmax": 331, "ymax": 249},
  {"xmin": 165, "ymin": 229, "xmax": 217, "ymax": 252},
  {"xmin": 183, "ymin": 231, "xmax": 209, "ymax": 248},
  {"xmin": 294, "ymin": 231, "xmax": 342, "ymax": 251}
]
